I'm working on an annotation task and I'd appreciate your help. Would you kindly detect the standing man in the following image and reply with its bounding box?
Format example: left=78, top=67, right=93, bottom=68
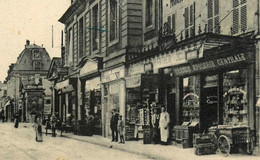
left=159, top=106, right=170, bottom=145
left=110, top=109, right=119, bottom=142
left=50, top=114, right=57, bottom=137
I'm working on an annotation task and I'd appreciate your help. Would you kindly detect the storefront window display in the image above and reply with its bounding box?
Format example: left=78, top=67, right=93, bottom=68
left=182, top=75, right=200, bottom=123
left=223, top=69, right=248, bottom=126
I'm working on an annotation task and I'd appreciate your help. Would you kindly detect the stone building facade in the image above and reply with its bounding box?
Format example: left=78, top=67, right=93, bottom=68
left=5, top=40, right=52, bottom=122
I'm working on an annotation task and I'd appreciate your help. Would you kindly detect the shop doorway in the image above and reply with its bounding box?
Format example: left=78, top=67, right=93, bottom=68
left=201, top=86, right=218, bottom=132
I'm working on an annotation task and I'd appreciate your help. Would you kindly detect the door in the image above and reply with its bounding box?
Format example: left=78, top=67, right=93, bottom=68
left=201, top=86, right=218, bottom=132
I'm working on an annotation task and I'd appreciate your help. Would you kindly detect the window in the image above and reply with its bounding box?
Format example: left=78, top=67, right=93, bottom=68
left=223, top=69, right=248, bottom=125
left=68, top=28, right=73, bottom=64
left=182, top=75, right=200, bottom=123
left=34, top=61, right=41, bottom=70
left=92, top=4, right=99, bottom=51
left=145, top=0, right=153, bottom=27
left=184, top=2, right=195, bottom=39
left=208, top=0, right=220, bottom=33
left=232, top=0, right=247, bottom=34
left=109, top=0, right=119, bottom=42
left=73, top=23, right=78, bottom=67
left=79, top=18, right=84, bottom=58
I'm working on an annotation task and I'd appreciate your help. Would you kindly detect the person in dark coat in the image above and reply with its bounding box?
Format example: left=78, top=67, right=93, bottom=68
left=14, top=113, right=19, bottom=128
left=110, top=110, right=119, bottom=142
left=151, top=109, right=160, bottom=144
left=50, top=114, right=57, bottom=137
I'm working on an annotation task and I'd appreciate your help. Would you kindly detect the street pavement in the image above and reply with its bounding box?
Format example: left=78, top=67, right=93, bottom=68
left=1, top=122, right=260, bottom=160
left=0, top=122, right=151, bottom=160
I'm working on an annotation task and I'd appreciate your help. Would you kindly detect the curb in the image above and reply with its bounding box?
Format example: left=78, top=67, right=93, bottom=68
left=62, top=135, right=171, bottom=160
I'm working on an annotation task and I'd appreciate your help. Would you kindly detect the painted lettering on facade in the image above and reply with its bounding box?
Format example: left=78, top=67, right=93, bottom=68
left=173, top=53, right=248, bottom=76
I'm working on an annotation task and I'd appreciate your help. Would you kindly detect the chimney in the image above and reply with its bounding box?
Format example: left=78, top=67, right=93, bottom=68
left=26, top=40, right=30, bottom=46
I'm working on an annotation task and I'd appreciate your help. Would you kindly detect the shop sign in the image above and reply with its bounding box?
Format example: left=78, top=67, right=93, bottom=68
left=126, top=75, right=141, bottom=88
left=102, top=67, right=125, bottom=83
left=173, top=53, right=247, bottom=76
left=153, top=50, right=186, bottom=69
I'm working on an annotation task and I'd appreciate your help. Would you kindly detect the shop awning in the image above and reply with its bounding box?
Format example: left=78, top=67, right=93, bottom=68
left=54, top=79, right=69, bottom=90
left=62, top=84, right=74, bottom=93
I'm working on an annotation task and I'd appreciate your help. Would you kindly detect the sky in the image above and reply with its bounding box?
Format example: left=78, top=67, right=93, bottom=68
left=0, top=0, right=71, bottom=82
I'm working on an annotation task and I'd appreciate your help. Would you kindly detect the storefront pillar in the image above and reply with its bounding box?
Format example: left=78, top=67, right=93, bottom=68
left=77, top=78, right=82, bottom=121
left=176, top=77, right=182, bottom=125
left=255, top=35, right=260, bottom=146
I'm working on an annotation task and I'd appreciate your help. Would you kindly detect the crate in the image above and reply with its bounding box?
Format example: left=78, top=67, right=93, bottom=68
left=193, top=133, right=215, bottom=145
left=195, top=143, right=217, bottom=156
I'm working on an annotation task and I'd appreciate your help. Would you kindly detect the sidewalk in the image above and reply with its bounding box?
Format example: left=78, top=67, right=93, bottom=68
left=60, top=131, right=260, bottom=160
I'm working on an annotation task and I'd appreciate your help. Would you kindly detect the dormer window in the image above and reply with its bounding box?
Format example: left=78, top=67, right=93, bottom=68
left=34, top=61, right=41, bottom=70
left=33, top=49, right=40, bottom=58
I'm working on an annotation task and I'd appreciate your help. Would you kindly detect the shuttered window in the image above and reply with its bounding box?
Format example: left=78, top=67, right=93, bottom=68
left=208, top=0, right=213, bottom=18
left=184, top=2, right=195, bottom=39
left=241, top=5, right=247, bottom=32
left=208, top=0, right=220, bottom=33
left=232, top=0, right=247, bottom=34
left=73, top=23, right=78, bottom=67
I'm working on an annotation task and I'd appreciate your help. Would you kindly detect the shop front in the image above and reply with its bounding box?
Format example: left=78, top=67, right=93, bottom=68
left=54, top=78, right=77, bottom=129
left=101, top=65, right=126, bottom=137
left=125, top=74, right=159, bottom=141
left=162, top=43, right=256, bottom=148
left=79, top=58, right=102, bottom=135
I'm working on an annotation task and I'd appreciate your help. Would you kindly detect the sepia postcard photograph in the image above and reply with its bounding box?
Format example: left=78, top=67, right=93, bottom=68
left=0, top=0, right=260, bottom=159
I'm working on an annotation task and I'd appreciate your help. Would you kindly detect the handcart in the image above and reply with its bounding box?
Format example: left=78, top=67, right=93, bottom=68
left=209, top=125, right=255, bottom=157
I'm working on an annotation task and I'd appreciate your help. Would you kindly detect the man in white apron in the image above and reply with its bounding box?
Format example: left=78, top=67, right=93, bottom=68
left=159, top=106, right=170, bottom=145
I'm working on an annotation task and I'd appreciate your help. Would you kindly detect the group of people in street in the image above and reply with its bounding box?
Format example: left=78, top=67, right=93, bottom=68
left=34, top=114, right=59, bottom=142
left=110, top=110, right=125, bottom=144
left=110, top=106, right=170, bottom=145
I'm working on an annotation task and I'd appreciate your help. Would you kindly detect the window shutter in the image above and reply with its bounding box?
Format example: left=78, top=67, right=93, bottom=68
left=184, top=7, right=189, bottom=28
left=214, top=0, right=219, bottom=15
left=233, top=8, right=239, bottom=34
left=232, top=0, right=239, bottom=34
left=172, top=13, right=176, bottom=33
left=73, top=23, right=78, bottom=67
left=208, top=18, right=213, bottom=32
left=190, top=4, right=194, bottom=26
left=208, top=0, right=213, bottom=18
left=214, top=16, right=220, bottom=33
left=168, top=15, right=171, bottom=32
left=184, top=7, right=189, bottom=38
left=241, top=5, right=247, bottom=32
left=241, top=0, right=247, bottom=4
left=233, top=0, right=239, bottom=8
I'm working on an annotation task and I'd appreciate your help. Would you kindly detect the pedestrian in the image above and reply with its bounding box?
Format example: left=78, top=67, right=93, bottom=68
left=50, top=114, right=57, bottom=137
left=117, top=115, right=125, bottom=144
left=14, top=113, right=19, bottom=128
left=151, top=108, right=160, bottom=144
left=159, top=106, right=170, bottom=145
left=110, top=110, right=118, bottom=142
left=34, top=114, right=43, bottom=142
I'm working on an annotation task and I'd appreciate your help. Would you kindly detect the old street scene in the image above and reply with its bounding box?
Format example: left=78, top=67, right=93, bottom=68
left=2, top=0, right=260, bottom=160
